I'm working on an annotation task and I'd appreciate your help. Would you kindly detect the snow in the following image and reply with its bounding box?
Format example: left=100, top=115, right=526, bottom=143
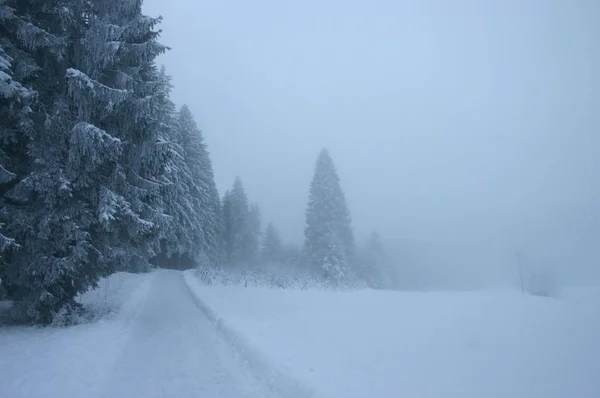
left=3, top=269, right=598, bottom=398
left=185, top=271, right=600, bottom=398
left=0, top=271, right=152, bottom=398
left=99, top=270, right=272, bottom=398
left=0, top=270, right=273, bottom=398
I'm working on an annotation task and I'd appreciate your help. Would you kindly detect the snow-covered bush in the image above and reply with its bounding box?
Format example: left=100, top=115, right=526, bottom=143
left=194, top=262, right=338, bottom=291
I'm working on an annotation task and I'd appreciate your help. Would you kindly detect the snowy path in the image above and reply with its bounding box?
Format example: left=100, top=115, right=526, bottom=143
left=98, top=270, right=272, bottom=398
left=0, top=270, right=276, bottom=398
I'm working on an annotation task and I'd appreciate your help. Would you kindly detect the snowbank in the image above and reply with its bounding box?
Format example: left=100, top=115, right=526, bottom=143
left=0, top=271, right=154, bottom=398
left=184, top=271, right=316, bottom=398
left=185, top=271, right=600, bottom=398
left=193, top=264, right=337, bottom=290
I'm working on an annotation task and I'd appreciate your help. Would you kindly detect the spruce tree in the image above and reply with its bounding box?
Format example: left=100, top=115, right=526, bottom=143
left=0, top=43, right=34, bottom=186
left=0, top=0, right=172, bottom=323
left=176, top=105, right=221, bottom=263
left=304, top=148, right=355, bottom=281
left=147, top=68, right=192, bottom=268
left=321, top=232, right=347, bottom=284
left=73, top=0, right=171, bottom=273
left=0, top=0, right=86, bottom=323
left=223, top=177, right=249, bottom=265
left=0, top=42, right=34, bottom=256
left=221, top=177, right=261, bottom=266
left=153, top=103, right=221, bottom=269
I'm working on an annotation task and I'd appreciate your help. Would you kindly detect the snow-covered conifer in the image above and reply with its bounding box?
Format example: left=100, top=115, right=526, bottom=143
left=175, top=105, right=221, bottom=263
left=0, top=0, right=172, bottom=322
left=304, top=148, right=355, bottom=280
left=222, top=178, right=249, bottom=265
left=0, top=42, right=34, bottom=257
left=321, top=232, right=347, bottom=283
left=221, top=178, right=261, bottom=266
left=0, top=0, right=86, bottom=323
left=63, top=0, right=171, bottom=274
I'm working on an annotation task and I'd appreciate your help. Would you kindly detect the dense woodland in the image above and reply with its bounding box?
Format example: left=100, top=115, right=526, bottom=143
left=0, top=0, right=394, bottom=324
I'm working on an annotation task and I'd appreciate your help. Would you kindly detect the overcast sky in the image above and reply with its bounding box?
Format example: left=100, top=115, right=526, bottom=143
left=143, top=0, right=599, bottom=273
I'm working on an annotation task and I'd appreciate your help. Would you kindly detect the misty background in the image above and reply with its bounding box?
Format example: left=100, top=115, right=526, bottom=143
left=143, top=0, right=600, bottom=289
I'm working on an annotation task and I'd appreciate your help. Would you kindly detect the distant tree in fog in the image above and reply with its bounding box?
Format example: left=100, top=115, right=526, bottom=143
left=304, top=148, right=355, bottom=281
left=248, top=202, right=262, bottom=263
left=222, top=178, right=261, bottom=266
left=262, top=222, right=283, bottom=263
left=359, top=231, right=395, bottom=289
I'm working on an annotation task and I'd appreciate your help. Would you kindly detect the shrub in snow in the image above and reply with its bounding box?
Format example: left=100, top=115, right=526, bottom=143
left=321, top=233, right=347, bottom=283
left=194, top=259, right=345, bottom=291
left=50, top=302, right=88, bottom=327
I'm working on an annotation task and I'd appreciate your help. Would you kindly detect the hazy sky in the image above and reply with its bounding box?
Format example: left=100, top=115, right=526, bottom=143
left=143, top=0, right=600, bottom=264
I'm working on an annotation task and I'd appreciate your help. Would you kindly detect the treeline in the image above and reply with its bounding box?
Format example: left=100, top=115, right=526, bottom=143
left=0, top=0, right=395, bottom=325
left=216, top=148, right=397, bottom=291
left=0, top=0, right=222, bottom=323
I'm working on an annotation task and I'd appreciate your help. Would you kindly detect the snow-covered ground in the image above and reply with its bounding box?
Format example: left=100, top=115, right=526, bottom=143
left=0, top=270, right=274, bottom=398
left=2, top=269, right=599, bottom=398
left=185, top=271, right=600, bottom=398
left=0, top=272, right=153, bottom=398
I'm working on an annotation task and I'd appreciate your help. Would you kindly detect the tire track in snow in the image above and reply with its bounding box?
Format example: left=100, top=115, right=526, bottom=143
left=98, top=269, right=275, bottom=398
left=183, top=272, right=317, bottom=398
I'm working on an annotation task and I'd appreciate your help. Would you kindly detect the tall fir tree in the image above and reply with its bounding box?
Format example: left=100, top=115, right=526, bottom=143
left=176, top=105, right=221, bottom=263
left=0, top=0, right=83, bottom=322
left=59, top=0, right=172, bottom=272
left=304, top=148, right=355, bottom=281
left=0, top=41, right=34, bottom=256
left=154, top=103, right=221, bottom=268
left=222, top=179, right=245, bottom=264
left=221, top=177, right=260, bottom=266
left=73, top=0, right=171, bottom=274
left=223, top=177, right=249, bottom=265
left=147, top=68, right=192, bottom=267
left=0, top=0, right=172, bottom=323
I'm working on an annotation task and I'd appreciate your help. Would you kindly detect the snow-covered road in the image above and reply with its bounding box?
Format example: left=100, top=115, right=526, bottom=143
left=99, top=270, right=271, bottom=398
left=0, top=270, right=275, bottom=398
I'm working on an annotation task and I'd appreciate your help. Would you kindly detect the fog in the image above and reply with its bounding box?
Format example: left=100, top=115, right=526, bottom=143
left=143, top=0, right=600, bottom=289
